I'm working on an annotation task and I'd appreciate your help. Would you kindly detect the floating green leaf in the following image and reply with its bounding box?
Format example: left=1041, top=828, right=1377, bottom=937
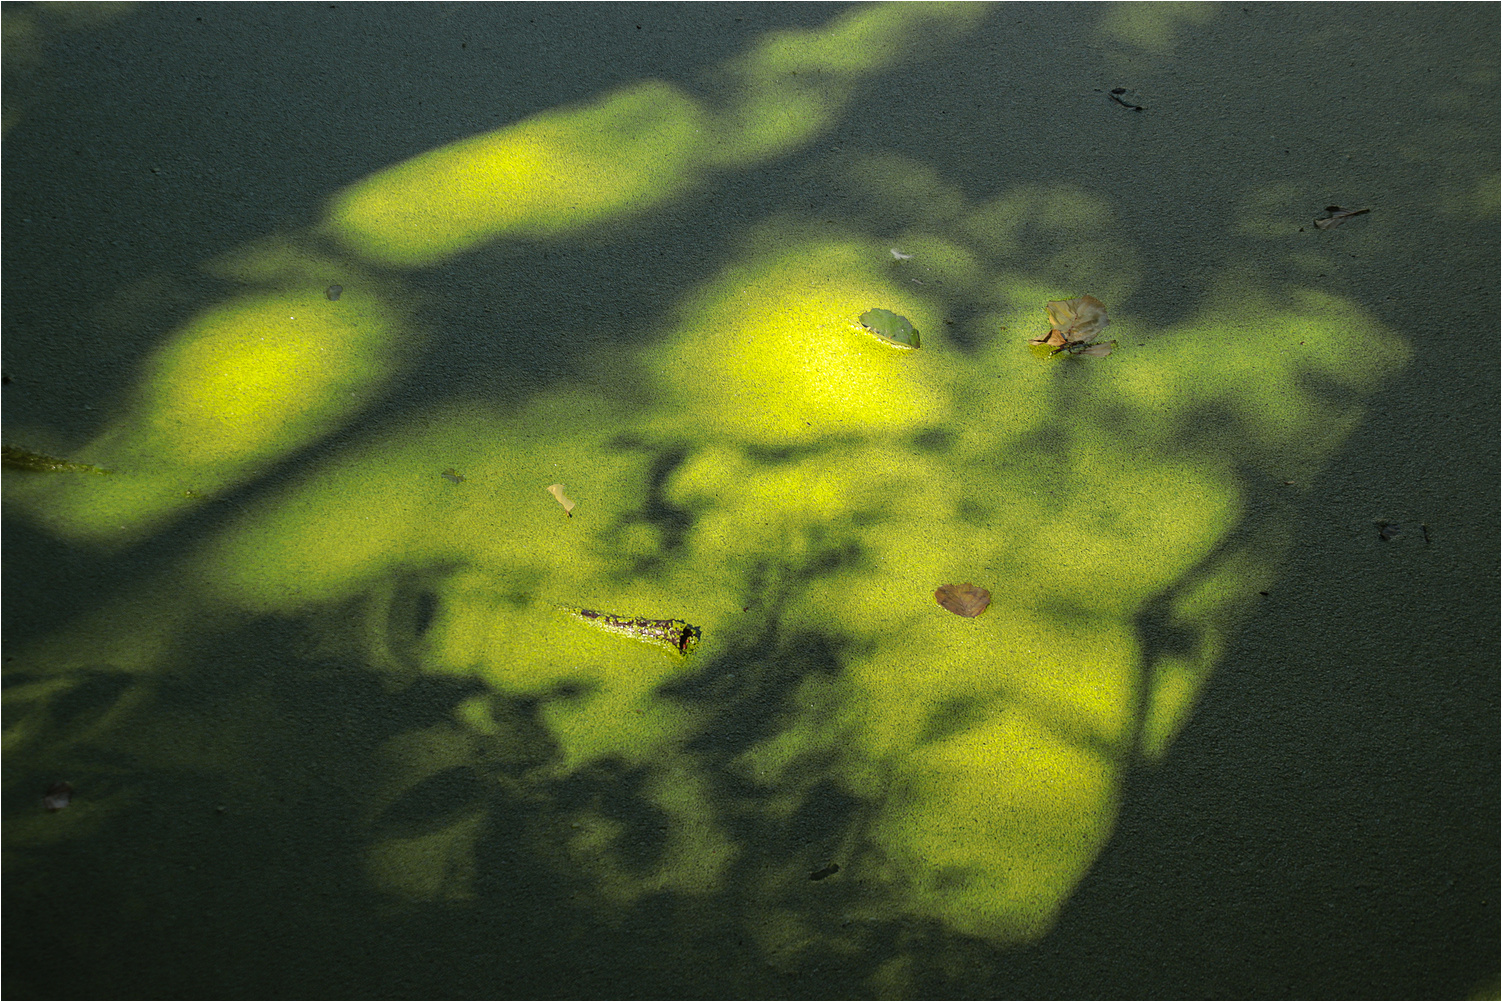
left=859, top=308, right=920, bottom=349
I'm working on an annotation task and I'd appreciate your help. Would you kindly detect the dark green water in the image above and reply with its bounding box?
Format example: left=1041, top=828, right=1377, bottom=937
left=4, top=4, right=1496, bottom=997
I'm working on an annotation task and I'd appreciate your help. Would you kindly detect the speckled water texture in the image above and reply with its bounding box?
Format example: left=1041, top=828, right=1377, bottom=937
left=3, top=4, right=1496, bottom=998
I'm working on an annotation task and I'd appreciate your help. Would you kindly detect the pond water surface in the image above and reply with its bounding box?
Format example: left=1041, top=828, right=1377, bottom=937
left=3, top=4, right=1496, bottom=997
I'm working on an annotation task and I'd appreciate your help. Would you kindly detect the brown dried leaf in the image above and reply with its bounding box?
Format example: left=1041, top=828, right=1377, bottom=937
left=1046, top=295, right=1110, bottom=342
left=1031, top=295, right=1110, bottom=347
left=547, top=483, right=577, bottom=516
left=934, top=582, right=991, bottom=618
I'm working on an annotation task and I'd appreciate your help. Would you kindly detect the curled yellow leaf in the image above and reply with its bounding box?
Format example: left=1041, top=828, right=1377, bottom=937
left=547, top=483, right=576, bottom=516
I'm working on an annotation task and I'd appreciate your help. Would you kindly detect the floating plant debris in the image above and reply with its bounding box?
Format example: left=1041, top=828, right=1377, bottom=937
left=43, top=782, right=73, bottom=812
left=559, top=606, right=701, bottom=656
left=859, top=308, right=920, bottom=348
left=547, top=483, right=576, bottom=516
left=441, top=468, right=465, bottom=484
left=934, top=582, right=991, bottom=618
left=2, top=445, right=112, bottom=475
left=1376, top=520, right=1429, bottom=543
left=1053, top=338, right=1117, bottom=358
left=1030, top=295, right=1116, bottom=357
left=1314, top=206, right=1370, bottom=230
left=1109, top=87, right=1145, bottom=111
left=325, top=284, right=343, bottom=301
left=809, top=863, right=841, bottom=881
left=889, top=248, right=914, bottom=261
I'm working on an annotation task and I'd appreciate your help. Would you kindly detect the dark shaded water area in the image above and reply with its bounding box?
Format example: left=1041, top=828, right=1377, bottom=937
left=3, top=4, right=1496, bottom=998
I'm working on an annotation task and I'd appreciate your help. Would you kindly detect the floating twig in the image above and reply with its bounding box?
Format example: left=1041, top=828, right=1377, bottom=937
left=1314, top=205, right=1370, bottom=230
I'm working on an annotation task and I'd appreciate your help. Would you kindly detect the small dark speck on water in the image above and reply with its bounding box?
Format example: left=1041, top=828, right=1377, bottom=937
left=43, top=781, right=73, bottom=811
left=325, top=284, right=343, bottom=301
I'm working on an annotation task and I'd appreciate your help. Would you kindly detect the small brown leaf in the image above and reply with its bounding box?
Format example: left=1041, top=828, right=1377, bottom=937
left=547, top=483, right=576, bottom=516
left=935, top=582, right=991, bottom=618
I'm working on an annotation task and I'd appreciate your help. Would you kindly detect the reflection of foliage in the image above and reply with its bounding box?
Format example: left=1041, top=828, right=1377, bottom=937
left=2, top=2, right=1430, bottom=992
